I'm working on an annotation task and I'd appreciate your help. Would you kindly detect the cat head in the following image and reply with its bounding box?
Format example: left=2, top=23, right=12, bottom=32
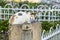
left=9, top=11, right=37, bottom=24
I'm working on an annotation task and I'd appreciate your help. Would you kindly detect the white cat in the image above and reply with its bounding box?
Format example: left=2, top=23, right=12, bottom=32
left=9, top=12, right=36, bottom=24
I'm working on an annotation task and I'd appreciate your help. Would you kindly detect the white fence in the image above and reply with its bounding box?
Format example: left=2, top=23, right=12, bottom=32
left=0, top=3, right=60, bottom=22
left=42, top=24, right=60, bottom=40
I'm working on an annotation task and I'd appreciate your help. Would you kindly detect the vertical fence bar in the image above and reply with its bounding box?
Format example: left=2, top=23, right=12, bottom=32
left=0, top=6, right=2, bottom=19
left=48, top=7, right=50, bottom=22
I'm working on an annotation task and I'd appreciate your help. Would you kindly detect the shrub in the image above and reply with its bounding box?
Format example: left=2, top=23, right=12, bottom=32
left=0, top=20, right=9, bottom=33
left=42, top=21, right=60, bottom=31
left=0, top=1, right=7, bottom=7
left=0, top=20, right=60, bottom=32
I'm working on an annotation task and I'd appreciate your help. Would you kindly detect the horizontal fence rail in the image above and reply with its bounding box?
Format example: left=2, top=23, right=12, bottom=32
left=0, top=3, right=60, bottom=22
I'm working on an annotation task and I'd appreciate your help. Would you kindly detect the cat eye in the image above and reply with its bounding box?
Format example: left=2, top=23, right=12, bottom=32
left=18, top=13, right=22, bottom=16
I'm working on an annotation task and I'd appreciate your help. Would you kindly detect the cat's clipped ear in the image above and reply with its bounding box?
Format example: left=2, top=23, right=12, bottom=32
left=9, top=15, right=16, bottom=24
left=31, top=12, right=37, bottom=15
left=26, top=11, right=37, bottom=15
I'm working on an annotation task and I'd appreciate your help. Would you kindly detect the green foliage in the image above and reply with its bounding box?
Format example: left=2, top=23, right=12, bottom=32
left=18, top=1, right=50, bottom=8
left=42, top=21, right=60, bottom=31
left=0, top=20, right=60, bottom=32
left=0, top=1, right=7, bottom=7
left=0, top=20, right=9, bottom=33
left=19, top=1, right=40, bottom=8
left=0, top=1, right=51, bottom=8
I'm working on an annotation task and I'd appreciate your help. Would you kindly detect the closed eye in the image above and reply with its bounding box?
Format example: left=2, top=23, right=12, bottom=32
left=18, top=13, right=22, bottom=16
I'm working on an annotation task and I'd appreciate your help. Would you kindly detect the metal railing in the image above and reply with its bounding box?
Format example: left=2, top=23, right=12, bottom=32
left=42, top=24, right=60, bottom=40
left=0, top=3, right=60, bottom=22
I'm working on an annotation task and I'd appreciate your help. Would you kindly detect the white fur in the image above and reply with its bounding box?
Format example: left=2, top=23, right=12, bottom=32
left=9, top=12, right=35, bottom=24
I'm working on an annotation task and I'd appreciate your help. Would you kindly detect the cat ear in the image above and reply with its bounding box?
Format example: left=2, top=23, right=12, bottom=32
left=31, top=12, right=37, bottom=15
left=9, top=15, right=16, bottom=24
